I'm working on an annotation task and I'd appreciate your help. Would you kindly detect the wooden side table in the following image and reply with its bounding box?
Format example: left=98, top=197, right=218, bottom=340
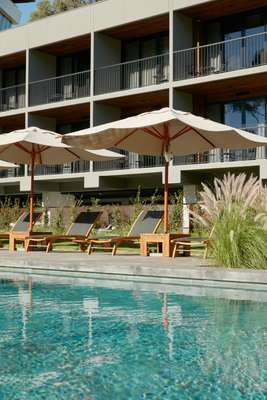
left=9, top=231, right=52, bottom=252
left=140, top=233, right=190, bottom=257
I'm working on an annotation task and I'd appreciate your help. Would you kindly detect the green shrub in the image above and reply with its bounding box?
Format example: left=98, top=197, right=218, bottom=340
left=0, top=198, right=20, bottom=232
left=51, top=207, right=65, bottom=234
left=192, top=173, right=267, bottom=269
left=211, top=204, right=267, bottom=269
left=169, top=191, right=183, bottom=233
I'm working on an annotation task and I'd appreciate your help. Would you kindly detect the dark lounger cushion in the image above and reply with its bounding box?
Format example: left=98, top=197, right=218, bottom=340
left=130, top=210, right=164, bottom=236
left=68, top=211, right=102, bottom=236
left=12, top=212, right=42, bottom=232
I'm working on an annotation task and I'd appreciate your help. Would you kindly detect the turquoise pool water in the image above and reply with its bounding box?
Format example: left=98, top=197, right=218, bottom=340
left=0, top=275, right=266, bottom=400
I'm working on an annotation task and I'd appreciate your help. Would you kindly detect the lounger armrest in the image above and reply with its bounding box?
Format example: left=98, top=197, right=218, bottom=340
left=171, top=237, right=209, bottom=243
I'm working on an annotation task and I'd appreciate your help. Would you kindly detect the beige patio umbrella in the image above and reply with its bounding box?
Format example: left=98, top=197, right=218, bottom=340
left=63, top=107, right=267, bottom=233
left=0, top=127, right=124, bottom=231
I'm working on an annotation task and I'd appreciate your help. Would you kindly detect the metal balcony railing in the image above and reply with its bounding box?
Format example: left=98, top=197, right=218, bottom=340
left=93, top=153, right=163, bottom=171
left=0, top=165, right=25, bottom=178
left=174, top=125, right=267, bottom=166
left=29, top=70, right=90, bottom=107
left=174, top=31, right=267, bottom=81
left=0, top=84, right=25, bottom=112
left=94, top=53, right=169, bottom=95
left=34, top=161, right=91, bottom=176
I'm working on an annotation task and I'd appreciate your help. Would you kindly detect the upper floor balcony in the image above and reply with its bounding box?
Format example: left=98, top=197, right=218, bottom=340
left=94, top=53, right=169, bottom=95
left=174, top=31, right=267, bottom=82
left=174, top=125, right=267, bottom=166
left=29, top=70, right=90, bottom=107
left=0, top=83, right=25, bottom=112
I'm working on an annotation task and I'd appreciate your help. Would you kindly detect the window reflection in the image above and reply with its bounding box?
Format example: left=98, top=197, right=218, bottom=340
left=224, top=97, right=267, bottom=161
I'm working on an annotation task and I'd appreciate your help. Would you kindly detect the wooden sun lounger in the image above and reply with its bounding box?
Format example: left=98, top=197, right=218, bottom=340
left=171, top=228, right=214, bottom=259
left=25, top=211, right=102, bottom=252
left=84, top=210, right=164, bottom=256
left=8, top=211, right=43, bottom=251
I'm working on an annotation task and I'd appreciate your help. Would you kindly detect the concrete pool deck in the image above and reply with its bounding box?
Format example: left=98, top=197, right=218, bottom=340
left=0, top=250, right=267, bottom=286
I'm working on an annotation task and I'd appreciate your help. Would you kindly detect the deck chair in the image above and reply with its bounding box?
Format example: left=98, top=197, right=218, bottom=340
left=0, top=211, right=41, bottom=246
left=8, top=211, right=43, bottom=251
left=171, top=227, right=214, bottom=259
left=25, top=211, right=102, bottom=253
left=86, top=210, right=164, bottom=256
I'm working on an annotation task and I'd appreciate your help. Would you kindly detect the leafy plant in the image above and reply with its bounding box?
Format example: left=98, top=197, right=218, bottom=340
left=70, top=198, right=83, bottom=223
left=0, top=198, right=20, bottom=232
left=149, top=189, right=162, bottom=211
left=51, top=207, right=65, bottom=234
left=192, top=173, right=267, bottom=269
left=130, top=186, right=146, bottom=223
left=169, top=191, right=183, bottom=232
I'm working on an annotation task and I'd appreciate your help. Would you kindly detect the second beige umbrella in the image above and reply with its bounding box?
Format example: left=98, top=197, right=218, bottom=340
left=63, top=107, right=267, bottom=233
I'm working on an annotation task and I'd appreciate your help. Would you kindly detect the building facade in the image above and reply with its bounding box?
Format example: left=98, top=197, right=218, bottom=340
left=0, top=0, right=266, bottom=206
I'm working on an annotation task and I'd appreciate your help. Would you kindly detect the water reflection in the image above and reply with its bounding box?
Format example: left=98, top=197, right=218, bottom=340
left=0, top=274, right=266, bottom=399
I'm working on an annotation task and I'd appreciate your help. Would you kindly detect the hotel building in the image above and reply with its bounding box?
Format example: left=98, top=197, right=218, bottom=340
left=0, top=0, right=266, bottom=206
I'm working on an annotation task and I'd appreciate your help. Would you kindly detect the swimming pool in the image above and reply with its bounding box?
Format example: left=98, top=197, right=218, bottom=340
left=0, top=273, right=266, bottom=399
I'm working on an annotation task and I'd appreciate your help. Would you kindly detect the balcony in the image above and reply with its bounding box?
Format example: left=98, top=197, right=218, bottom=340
left=93, top=154, right=163, bottom=171
left=0, top=165, right=25, bottom=178
left=94, top=53, right=169, bottom=95
left=0, top=84, right=25, bottom=112
left=35, top=161, right=91, bottom=176
left=29, top=70, right=90, bottom=107
left=33, top=154, right=164, bottom=176
left=174, top=31, right=267, bottom=81
left=174, top=125, right=267, bottom=166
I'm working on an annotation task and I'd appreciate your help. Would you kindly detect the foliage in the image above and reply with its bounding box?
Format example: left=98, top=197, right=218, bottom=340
left=43, top=206, right=49, bottom=227
left=29, top=0, right=94, bottom=21
left=130, top=186, right=146, bottom=223
left=51, top=207, right=65, bottom=234
left=130, top=186, right=162, bottom=222
left=149, top=189, right=162, bottom=211
left=109, top=205, right=128, bottom=236
left=0, top=198, right=20, bottom=232
left=69, top=198, right=83, bottom=223
left=169, top=191, right=183, bottom=232
left=192, top=173, right=267, bottom=269
left=89, top=197, right=101, bottom=210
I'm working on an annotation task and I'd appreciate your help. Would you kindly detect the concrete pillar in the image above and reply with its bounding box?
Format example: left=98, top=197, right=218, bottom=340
left=28, top=114, right=56, bottom=130
left=94, top=32, right=121, bottom=94
left=29, top=50, right=56, bottom=82
left=29, top=50, right=57, bottom=107
left=173, top=12, right=193, bottom=51
left=42, top=192, right=75, bottom=226
left=173, top=12, right=193, bottom=83
left=93, top=102, right=121, bottom=126
left=173, top=89, right=193, bottom=112
left=183, top=184, right=198, bottom=233
left=206, top=103, right=222, bottom=162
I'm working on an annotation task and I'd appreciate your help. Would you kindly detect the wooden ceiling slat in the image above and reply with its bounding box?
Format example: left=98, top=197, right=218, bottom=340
left=35, top=34, right=91, bottom=56
left=104, top=14, right=169, bottom=40
left=180, top=72, right=267, bottom=103
left=183, top=0, right=267, bottom=20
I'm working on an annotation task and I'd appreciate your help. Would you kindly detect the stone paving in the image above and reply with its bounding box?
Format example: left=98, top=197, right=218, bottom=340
left=0, top=249, right=267, bottom=285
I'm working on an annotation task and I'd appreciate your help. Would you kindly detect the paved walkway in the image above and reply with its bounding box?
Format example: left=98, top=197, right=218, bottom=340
left=0, top=249, right=267, bottom=285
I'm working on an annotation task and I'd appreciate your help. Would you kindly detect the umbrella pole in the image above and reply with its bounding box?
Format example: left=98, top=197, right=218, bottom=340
left=29, top=152, right=35, bottom=232
left=164, top=160, right=169, bottom=233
